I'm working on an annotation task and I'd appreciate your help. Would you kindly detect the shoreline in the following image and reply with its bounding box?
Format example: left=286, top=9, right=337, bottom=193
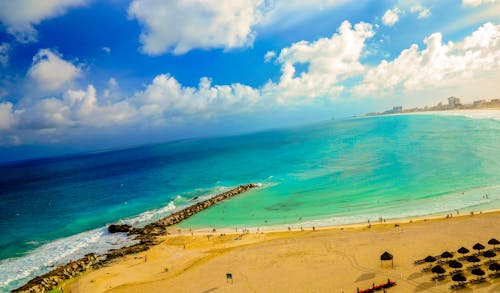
left=359, top=108, right=500, bottom=121
left=175, top=207, right=500, bottom=235
left=8, top=185, right=499, bottom=292
left=11, top=184, right=258, bottom=293
left=64, top=209, right=500, bottom=293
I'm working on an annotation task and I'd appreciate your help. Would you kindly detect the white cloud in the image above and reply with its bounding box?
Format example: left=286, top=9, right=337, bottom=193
left=462, top=0, right=497, bottom=7
left=127, top=0, right=356, bottom=55
left=28, top=49, right=82, bottom=92
left=4, top=20, right=375, bottom=136
left=17, top=85, right=136, bottom=130
left=0, top=43, right=10, bottom=67
left=266, top=21, right=374, bottom=102
left=352, top=22, right=500, bottom=97
left=0, top=102, right=15, bottom=130
left=102, top=47, right=111, bottom=53
left=264, top=50, right=276, bottom=62
left=0, top=0, right=87, bottom=43
left=128, top=0, right=264, bottom=55
left=382, top=8, right=401, bottom=27
left=134, top=75, right=261, bottom=124
left=410, top=5, right=430, bottom=19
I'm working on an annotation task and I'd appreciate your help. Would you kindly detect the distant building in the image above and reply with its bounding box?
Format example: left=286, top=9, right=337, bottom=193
left=473, top=100, right=485, bottom=106
left=392, top=106, right=403, bottom=113
left=448, top=96, right=461, bottom=108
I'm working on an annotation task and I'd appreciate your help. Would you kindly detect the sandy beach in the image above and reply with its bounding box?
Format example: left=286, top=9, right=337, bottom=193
left=62, top=211, right=500, bottom=293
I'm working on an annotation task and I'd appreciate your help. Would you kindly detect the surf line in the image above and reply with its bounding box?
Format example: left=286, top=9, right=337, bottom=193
left=13, top=183, right=258, bottom=293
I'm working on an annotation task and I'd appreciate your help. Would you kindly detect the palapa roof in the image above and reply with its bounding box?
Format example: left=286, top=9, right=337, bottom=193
left=380, top=251, right=393, bottom=260
left=473, top=243, right=485, bottom=250
left=488, top=238, right=500, bottom=245
left=483, top=250, right=496, bottom=258
left=452, top=274, right=466, bottom=282
left=448, top=260, right=463, bottom=268
left=424, top=255, right=436, bottom=262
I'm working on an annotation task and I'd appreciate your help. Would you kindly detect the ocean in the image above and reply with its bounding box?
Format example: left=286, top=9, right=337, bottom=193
left=1, top=113, right=499, bottom=292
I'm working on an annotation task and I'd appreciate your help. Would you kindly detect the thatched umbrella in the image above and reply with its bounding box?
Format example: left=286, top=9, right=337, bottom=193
left=424, top=255, right=436, bottom=270
left=452, top=273, right=466, bottom=284
left=473, top=243, right=485, bottom=253
left=488, top=238, right=500, bottom=249
left=441, top=251, right=453, bottom=259
left=448, top=260, right=463, bottom=269
left=380, top=251, right=394, bottom=268
left=431, top=265, right=446, bottom=278
left=471, top=268, right=485, bottom=277
left=483, top=250, right=496, bottom=258
left=489, top=263, right=500, bottom=271
left=466, top=255, right=481, bottom=263
left=457, top=247, right=470, bottom=256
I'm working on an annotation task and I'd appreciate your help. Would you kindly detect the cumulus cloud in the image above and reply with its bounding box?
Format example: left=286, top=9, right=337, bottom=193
left=382, top=8, right=401, bottom=27
left=410, top=5, right=430, bottom=19
left=0, top=0, right=87, bottom=43
left=0, top=102, right=15, bottom=130
left=17, top=85, right=136, bottom=130
left=28, top=49, right=82, bottom=92
left=264, top=51, right=276, bottom=62
left=1, top=19, right=377, bottom=138
left=128, top=0, right=263, bottom=55
left=462, top=0, right=497, bottom=7
left=0, top=43, right=10, bottom=67
left=352, top=22, right=500, bottom=97
left=102, top=47, right=111, bottom=54
left=127, top=0, right=356, bottom=56
left=266, top=21, right=374, bottom=102
left=134, top=75, right=261, bottom=124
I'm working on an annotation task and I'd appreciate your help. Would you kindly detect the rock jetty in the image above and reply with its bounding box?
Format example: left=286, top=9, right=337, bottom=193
left=12, top=253, right=104, bottom=293
left=12, top=184, right=257, bottom=293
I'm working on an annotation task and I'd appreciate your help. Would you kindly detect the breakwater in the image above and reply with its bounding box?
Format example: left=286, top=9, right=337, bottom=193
left=12, top=184, right=257, bottom=293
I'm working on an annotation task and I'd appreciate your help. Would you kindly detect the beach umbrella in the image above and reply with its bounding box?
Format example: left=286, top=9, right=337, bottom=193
left=423, top=255, right=436, bottom=270
left=457, top=247, right=470, bottom=255
left=488, top=238, right=500, bottom=248
left=483, top=250, right=496, bottom=258
left=466, top=255, right=480, bottom=263
left=471, top=268, right=485, bottom=277
left=452, top=273, right=466, bottom=283
left=473, top=243, right=485, bottom=253
left=441, top=251, right=453, bottom=259
left=448, top=260, right=463, bottom=269
left=380, top=251, right=394, bottom=268
left=431, top=265, right=446, bottom=275
left=489, top=263, right=500, bottom=271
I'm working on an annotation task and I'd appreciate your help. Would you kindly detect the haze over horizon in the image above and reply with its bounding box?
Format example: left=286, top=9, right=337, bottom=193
left=1, top=0, right=500, bottom=161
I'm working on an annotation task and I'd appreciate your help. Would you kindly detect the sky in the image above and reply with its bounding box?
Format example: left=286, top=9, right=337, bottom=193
left=0, top=0, right=499, bottom=161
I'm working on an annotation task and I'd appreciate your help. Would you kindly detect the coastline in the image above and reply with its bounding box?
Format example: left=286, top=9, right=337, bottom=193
left=11, top=184, right=258, bottom=293
left=359, top=108, right=500, bottom=121
left=10, top=187, right=500, bottom=292
left=63, top=209, right=500, bottom=293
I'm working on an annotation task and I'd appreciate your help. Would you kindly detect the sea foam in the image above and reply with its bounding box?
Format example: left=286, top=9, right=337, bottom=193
left=0, top=227, right=135, bottom=292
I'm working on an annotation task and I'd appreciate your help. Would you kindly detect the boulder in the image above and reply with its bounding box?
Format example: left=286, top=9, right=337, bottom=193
left=108, top=224, right=132, bottom=233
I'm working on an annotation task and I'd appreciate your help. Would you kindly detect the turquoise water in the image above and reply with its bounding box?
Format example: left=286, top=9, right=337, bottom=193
left=1, top=114, right=499, bottom=291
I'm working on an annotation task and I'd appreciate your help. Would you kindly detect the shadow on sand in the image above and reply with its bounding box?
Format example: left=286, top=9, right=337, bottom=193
left=356, top=273, right=376, bottom=282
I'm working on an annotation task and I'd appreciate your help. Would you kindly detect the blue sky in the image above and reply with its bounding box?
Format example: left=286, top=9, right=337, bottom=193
left=0, top=0, right=499, bottom=161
